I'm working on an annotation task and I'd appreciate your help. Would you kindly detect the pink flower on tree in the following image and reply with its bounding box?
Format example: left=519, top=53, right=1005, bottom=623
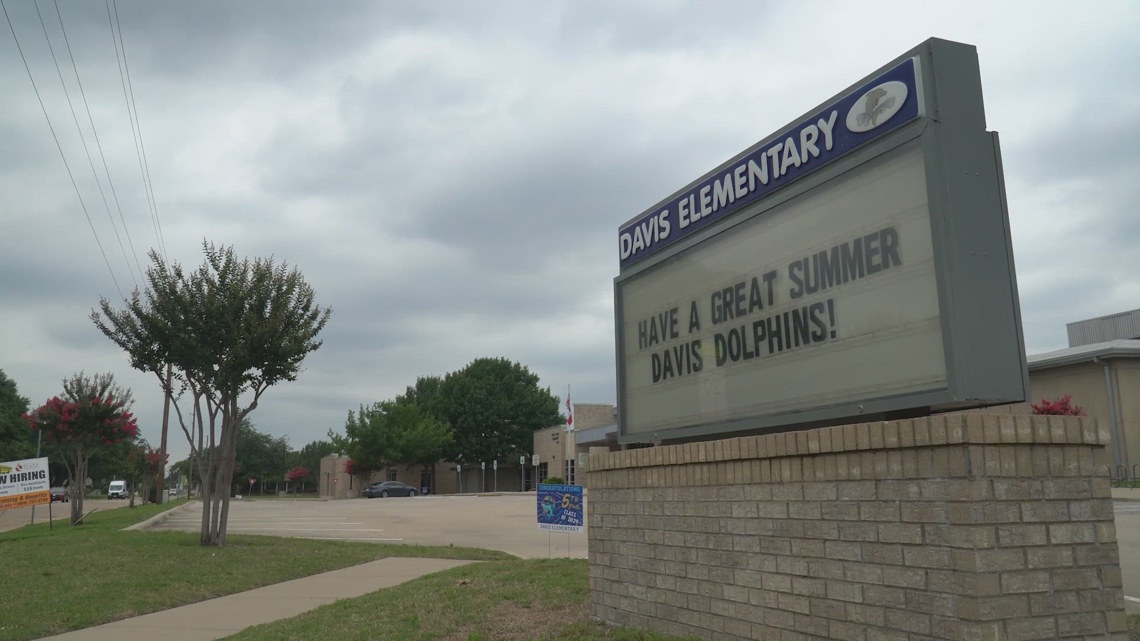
left=1030, top=395, right=1085, bottom=416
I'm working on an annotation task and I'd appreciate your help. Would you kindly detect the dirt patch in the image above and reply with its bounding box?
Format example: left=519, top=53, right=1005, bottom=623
left=439, top=600, right=591, bottom=641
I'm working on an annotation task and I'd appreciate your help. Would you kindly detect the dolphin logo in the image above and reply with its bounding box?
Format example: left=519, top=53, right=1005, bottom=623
left=846, top=81, right=908, bottom=133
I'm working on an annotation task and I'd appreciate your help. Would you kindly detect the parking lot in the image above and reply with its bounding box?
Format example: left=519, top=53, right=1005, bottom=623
left=146, top=493, right=588, bottom=559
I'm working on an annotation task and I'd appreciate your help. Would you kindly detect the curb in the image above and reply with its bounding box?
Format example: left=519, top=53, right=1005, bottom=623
left=1111, top=488, right=1140, bottom=502
left=124, top=501, right=193, bottom=531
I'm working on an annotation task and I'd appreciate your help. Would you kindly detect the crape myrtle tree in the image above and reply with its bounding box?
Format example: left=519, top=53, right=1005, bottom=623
left=294, top=439, right=336, bottom=491
left=285, top=466, right=309, bottom=493
left=125, top=442, right=167, bottom=506
left=24, top=372, right=139, bottom=525
left=1031, top=395, right=1085, bottom=416
left=92, top=242, right=330, bottom=546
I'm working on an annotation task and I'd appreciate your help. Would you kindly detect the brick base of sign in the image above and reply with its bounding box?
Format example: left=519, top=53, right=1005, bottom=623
left=585, top=415, right=1126, bottom=640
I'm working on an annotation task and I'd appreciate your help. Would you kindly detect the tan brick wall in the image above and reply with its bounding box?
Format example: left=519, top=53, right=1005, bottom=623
left=586, top=415, right=1127, bottom=641
left=573, top=403, right=617, bottom=430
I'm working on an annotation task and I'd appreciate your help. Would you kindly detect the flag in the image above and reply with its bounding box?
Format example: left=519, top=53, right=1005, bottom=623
left=566, top=389, right=573, bottom=427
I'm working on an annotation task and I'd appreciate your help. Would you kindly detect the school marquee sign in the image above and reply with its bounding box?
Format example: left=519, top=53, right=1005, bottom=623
left=614, top=38, right=1028, bottom=443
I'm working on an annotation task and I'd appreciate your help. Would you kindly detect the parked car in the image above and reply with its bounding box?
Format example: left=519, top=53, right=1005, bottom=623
left=50, top=487, right=69, bottom=502
left=362, top=481, right=417, bottom=498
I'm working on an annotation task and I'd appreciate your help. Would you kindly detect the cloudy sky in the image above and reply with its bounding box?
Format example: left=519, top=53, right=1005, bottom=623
left=2, top=1, right=1137, bottom=462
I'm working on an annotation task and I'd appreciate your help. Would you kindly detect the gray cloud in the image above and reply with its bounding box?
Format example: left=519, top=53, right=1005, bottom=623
left=2, top=0, right=1139, bottom=460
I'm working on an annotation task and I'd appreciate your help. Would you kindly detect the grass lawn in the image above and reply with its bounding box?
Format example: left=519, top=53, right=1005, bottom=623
left=1, top=501, right=694, bottom=641
left=224, top=558, right=691, bottom=641
left=0, top=501, right=508, bottom=641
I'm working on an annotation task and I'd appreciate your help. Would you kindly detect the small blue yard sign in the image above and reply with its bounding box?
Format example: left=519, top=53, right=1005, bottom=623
left=537, top=483, right=584, bottom=533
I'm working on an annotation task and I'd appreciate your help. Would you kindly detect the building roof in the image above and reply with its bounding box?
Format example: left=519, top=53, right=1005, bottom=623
left=1028, top=339, right=1140, bottom=370
left=574, top=422, right=617, bottom=445
left=1067, top=308, right=1140, bottom=347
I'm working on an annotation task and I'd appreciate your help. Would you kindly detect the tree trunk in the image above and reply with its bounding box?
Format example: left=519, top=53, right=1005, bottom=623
left=198, top=455, right=216, bottom=545
left=198, top=437, right=219, bottom=545
left=70, top=450, right=88, bottom=526
left=215, top=407, right=241, bottom=546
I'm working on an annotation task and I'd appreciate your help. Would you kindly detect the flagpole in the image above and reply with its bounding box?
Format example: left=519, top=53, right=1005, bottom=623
left=566, top=385, right=573, bottom=483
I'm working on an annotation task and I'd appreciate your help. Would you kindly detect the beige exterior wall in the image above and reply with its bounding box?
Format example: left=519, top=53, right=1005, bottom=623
left=317, top=454, right=356, bottom=499
left=533, top=403, right=619, bottom=486
left=1115, top=361, right=1140, bottom=469
left=534, top=425, right=571, bottom=483
left=586, top=415, right=1126, bottom=641
left=957, top=358, right=1140, bottom=474
left=319, top=456, right=524, bottom=497
left=573, top=403, right=617, bottom=431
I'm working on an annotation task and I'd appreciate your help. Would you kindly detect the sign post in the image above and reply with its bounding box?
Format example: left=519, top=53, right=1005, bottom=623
left=481, top=461, right=486, bottom=493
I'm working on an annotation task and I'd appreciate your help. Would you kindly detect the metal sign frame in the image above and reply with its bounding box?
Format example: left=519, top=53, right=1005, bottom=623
left=614, top=38, right=1028, bottom=443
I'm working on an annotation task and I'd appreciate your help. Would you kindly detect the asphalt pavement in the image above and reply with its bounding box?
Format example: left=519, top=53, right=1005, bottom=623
left=145, top=492, right=588, bottom=559
left=0, top=496, right=132, bottom=532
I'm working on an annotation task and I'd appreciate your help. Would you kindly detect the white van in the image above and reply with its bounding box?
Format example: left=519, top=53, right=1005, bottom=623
left=108, top=480, right=127, bottom=500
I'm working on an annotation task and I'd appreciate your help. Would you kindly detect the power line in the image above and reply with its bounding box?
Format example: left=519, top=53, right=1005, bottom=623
left=108, top=0, right=165, bottom=260
left=34, top=0, right=140, bottom=289
left=1, top=0, right=126, bottom=301
left=52, top=0, right=147, bottom=281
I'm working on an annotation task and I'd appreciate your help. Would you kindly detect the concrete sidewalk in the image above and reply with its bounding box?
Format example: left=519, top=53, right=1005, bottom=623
left=37, top=557, right=474, bottom=641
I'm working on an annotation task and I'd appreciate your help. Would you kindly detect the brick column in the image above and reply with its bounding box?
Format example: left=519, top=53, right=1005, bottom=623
left=586, top=415, right=1127, bottom=640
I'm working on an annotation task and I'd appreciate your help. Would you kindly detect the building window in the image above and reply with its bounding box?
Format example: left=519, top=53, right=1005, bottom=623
left=566, top=458, right=575, bottom=485
left=538, top=462, right=549, bottom=483
left=387, top=468, right=398, bottom=481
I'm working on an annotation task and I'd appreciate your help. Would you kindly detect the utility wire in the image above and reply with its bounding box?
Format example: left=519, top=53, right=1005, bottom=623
left=35, top=0, right=139, bottom=289
left=1, top=0, right=126, bottom=301
left=108, top=0, right=165, bottom=260
left=52, top=0, right=147, bottom=281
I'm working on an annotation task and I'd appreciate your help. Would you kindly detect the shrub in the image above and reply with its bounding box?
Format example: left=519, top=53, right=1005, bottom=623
left=1031, top=395, right=1085, bottom=416
left=542, top=476, right=566, bottom=485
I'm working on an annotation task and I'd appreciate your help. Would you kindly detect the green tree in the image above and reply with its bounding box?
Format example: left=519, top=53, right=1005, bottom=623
left=233, top=419, right=289, bottom=494
left=342, top=397, right=452, bottom=483
left=86, top=437, right=141, bottom=491
left=169, top=454, right=200, bottom=495
left=435, top=357, right=561, bottom=465
left=295, top=438, right=336, bottom=490
left=92, top=242, right=331, bottom=545
left=121, top=439, right=165, bottom=506
left=0, top=369, right=33, bottom=462
left=403, top=375, right=443, bottom=419
left=25, top=372, right=139, bottom=525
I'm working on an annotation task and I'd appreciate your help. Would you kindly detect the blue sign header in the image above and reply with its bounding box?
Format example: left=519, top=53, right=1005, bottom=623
left=618, top=57, right=922, bottom=269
